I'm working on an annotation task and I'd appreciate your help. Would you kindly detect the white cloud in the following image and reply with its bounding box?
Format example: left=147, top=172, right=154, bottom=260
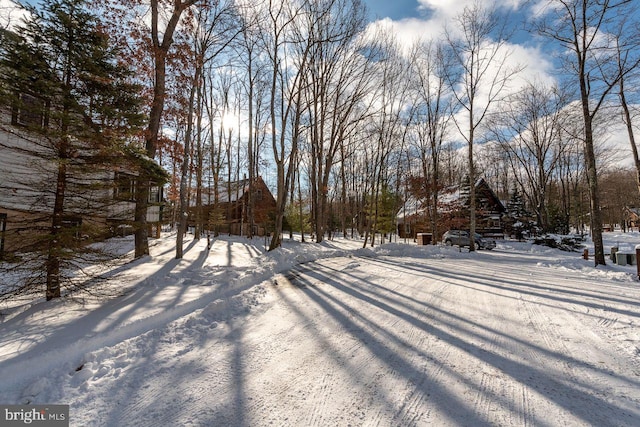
left=366, top=0, right=556, bottom=92
left=363, top=2, right=559, bottom=148
left=0, top=0, right=28, bottom=30
left=528, top=0, right=564, bottom=19
left=366, top=0, right=534, bottom=50
left=507, top=43, right=557, bottom=89
left=417, top=0, right=526, bottom=19
left=363, top=17, right=441, bottom=52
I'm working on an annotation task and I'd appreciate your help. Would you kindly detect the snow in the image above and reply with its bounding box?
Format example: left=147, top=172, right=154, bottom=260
left=1, top=232, right=640, bottom=426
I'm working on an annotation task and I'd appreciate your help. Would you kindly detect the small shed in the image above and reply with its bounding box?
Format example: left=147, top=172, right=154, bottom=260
left=416, top=233, right=432, bottom=245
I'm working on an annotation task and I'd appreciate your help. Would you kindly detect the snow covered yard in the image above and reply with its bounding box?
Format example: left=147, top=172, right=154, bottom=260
left=1, top=233, right=640, bottom=426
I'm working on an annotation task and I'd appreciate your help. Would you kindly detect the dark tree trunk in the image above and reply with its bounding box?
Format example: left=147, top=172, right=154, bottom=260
left=46, top=156, right=67, bottom=300
left=620, top=78, right=640, bottom=198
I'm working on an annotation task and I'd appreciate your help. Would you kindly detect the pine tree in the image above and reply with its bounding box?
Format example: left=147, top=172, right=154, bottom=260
left=377, top=185, right=401, bottom=241
left=506, top=187, right=526, bottom=219
left=505, top=186, right=533, bottom=240
left=0, top=0, right=145, bottom=301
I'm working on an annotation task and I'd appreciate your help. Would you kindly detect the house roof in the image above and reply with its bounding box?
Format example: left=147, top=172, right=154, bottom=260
left=397, top=195, right=425, bottom=219
left=625, top=207, right=640, bottom=218
left=190, top=177, right=271, bottom=206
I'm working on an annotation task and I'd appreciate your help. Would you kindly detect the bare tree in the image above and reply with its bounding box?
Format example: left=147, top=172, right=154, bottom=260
left=176, top=33, right=200, bottom=259
left=535, top=0, right=640, bottom=265
left=488, top=81, right=569, bottom=232
left=176, top=1, right=240, bottom=259
left=237, top=5, right=263, bottom=239
left=407, top=39, right=453, bottom=242
left=362, top=32, right=412, bottom=248
left=108, top=0, right=204, bottom=259
left=202, top=70, right=229, bottom=235
left=445, top=2, right=521, bottom=251
left=303, top=0, right=370, bottom=243
left=615, top=35, right=640, bottom=197
left=257, top=0, right=335, bottom=250
left=554, top=120, right=586, bottom=234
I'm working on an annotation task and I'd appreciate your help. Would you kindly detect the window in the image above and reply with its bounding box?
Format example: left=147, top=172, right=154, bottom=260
left=255, top=189, right=263, bottom=201
left=484, top=215, right=501, bottom=229
left=62, top=216, right=82, bottom=240
left=12, top=92, right=48, bottom=129
left=114, top=174, right=162, bottom=203
left=114, top=172, right=136, bottom=202
left=148, top=185, right=162, bottom=203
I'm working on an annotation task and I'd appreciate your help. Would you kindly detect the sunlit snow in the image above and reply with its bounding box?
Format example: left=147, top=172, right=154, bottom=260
left=1, top=232, right=640, bottom=426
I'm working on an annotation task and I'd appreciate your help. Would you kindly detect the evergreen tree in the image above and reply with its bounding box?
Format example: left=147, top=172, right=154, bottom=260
left=505, top=186, right=534, bottom=240
left=284, top=201, right=311, bottom=235
left=0, top=0, right=145, bottom=301
left=362, top=184, right=401, bottom=244
left=506, top=187, right=526, bottom=219
left=377, top=185, right=401, bottom=240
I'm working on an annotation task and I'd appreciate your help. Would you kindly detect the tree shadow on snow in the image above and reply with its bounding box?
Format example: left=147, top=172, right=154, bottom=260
left=278, top=258, right=640, bottom=426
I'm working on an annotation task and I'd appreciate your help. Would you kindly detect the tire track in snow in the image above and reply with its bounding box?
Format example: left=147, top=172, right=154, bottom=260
left=235, top=266, right=384, bottom=426
left=521, top=291, right=603, bottom=423
left=588, top=296, right=640, bottom=377
left=307, top=371, right=334, bottom=427
left=290, top=258, right=443, bottom=426
left=472, top=258, right=639, bottom=426
left=516, top=274, right=640, bottom=426
left=392, top=278, right=452, bottom=427
left=514, top=270, right=617, bottom=426
left=467, top=304, right=520, bottom=426
left=309, top=260, right=400, bottom=427
left=329, top=257, right=445, bottom=426
left=332, top=259, right=425, bottom=425
left=433, top=259, right=556, bottom=427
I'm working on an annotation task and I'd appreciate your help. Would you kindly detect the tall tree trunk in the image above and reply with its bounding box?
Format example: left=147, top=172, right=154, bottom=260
left=298, top=157, right=306, bottom=242
left=135, top=39, right=167, bottom=259
left=430, top=152, right=440, bottom=244
left=176, top=64, right=201, bottom=259
left=340, top=141, right=348, bottom=238
left=620, top=78, right=640, bottom=197
left=46, top=156, right=67, bottom=300
left=194, top=74, right=204, bottom=241
left=583, top=112, right=605, bottom=265
left=468, top=112, right=477, bottom=252
left=47, top=58, right=73, bottom=298
left=135, top=0, right=200, bottom=258
left=247, top=55, right=255, bottom=239
left=226, top=127, right=232, bottom=235
left=578, top=52, right=605, bottom=265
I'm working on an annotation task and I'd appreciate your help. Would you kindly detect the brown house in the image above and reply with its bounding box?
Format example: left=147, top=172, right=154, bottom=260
left=189, top=176, right=276, bottom=237
left=397, top=178, right=506, bottom=241
left=623, top=207, right=640, bottom=231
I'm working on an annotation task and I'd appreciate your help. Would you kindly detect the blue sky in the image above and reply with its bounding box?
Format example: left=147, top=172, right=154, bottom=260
left=365, top=0, right=423, bottom=20
left=362, top=0, right=637, bottom=168
left=362, top=1, right=553, bottom=84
